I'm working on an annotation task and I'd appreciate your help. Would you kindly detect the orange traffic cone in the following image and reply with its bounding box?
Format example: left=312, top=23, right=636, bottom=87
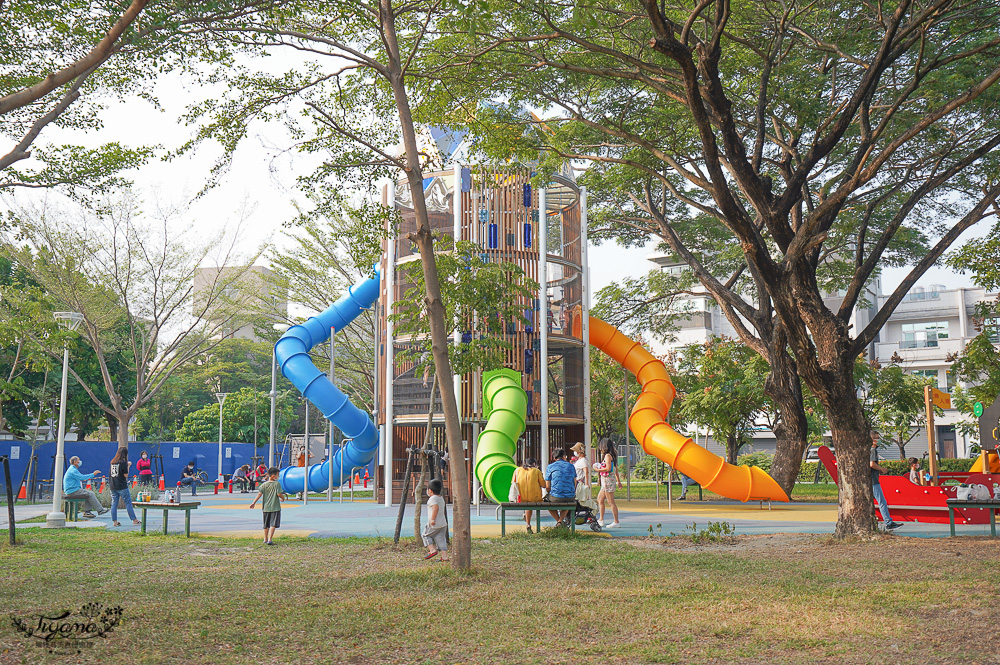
left=86, top=480, right=92, bottom=490
left=131, top=476, right=137, bottom=488
left=158, top=475, right=165, bottom=491
left=17, top=482, right=26, bottom=499
left=354, top=473, right=361, bottom=485
left=98, top=478, right=106, bottom=493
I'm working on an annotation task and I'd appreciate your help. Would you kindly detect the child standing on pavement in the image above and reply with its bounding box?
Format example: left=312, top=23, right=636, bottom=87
left=421, top=479, right=449, bottom=561
left=249, top=467, right=286, bottom=545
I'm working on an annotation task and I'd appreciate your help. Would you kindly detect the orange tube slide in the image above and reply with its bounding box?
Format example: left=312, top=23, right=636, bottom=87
left=580, top=315, right=789, bottom=503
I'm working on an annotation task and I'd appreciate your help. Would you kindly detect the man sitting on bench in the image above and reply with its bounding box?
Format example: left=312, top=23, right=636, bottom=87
left=543, top=448, right=577, bottom=527
left=178, top=461, right=199, bottom=496
left=63, top=456, right=108, bottom=519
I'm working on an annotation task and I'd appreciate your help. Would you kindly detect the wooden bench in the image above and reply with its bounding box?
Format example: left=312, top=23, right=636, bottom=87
left=134, top=501, right=201, bottom=537
left=62, top=497, right=86, bottom=522
left=946, top=499, right=1000, bottom=537
left=499, top=501, right=577, bottom=536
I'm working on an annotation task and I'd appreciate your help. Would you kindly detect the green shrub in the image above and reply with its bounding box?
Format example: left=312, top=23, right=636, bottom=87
left=630, top=455, right=659, bottom=480
left=736, top=452, right=772, bottom=472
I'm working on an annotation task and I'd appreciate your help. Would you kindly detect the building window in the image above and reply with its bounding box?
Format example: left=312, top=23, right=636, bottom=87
left=985, top=318, right=999, bottom=344
left=946, top=367, right=958, bottom=392
left=912, top=369, right=939, bottom=387
left=901, top=321, right=949, bottom=349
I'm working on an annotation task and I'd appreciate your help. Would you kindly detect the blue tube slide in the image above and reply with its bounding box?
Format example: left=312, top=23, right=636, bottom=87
left=276, top=268, right=380, bottom=494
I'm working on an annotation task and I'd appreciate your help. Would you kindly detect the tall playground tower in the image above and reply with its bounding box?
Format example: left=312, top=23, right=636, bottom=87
left=376, top=132, right=592, bottom=504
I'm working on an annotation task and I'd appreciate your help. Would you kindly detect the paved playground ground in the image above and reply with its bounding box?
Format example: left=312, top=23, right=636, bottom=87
left=7, top=491, right=992, bottom=539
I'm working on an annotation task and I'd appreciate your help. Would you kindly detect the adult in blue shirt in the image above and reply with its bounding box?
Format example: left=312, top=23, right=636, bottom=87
left=63, top=456, right=107, bottom=518
left=543, top=448, right=577, bottom=526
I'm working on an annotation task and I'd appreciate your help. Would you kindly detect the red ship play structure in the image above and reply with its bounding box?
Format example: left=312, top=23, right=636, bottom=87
left=818, top=446, right=1000, bottom=525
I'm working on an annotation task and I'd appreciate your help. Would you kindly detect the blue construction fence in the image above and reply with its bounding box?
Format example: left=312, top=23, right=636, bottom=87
left=0, top=440, right=376, bottom=497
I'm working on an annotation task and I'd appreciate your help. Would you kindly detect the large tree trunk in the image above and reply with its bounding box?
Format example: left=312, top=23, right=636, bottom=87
left=382, top=0, right=472, bottom=570
left=725, top=434, right=741, bottom=465
left=107, top=414, right=119, bottom=444
left=777, top=277, right=877, bottom=537
left=825, top=388, right=877, bottom=537
left=765, top=349, right=810, bottom=497
left=116, top=413, right=129, bottom=449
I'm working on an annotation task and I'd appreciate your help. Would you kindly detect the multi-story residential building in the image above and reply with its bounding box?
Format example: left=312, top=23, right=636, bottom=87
left=875, top=284, right=999, bottom=458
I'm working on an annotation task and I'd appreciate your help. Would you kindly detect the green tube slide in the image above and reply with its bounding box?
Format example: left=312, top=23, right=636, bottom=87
left=474, top=368, right=526, bottom=503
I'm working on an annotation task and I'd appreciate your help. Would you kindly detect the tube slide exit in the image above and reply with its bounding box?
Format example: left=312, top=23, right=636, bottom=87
left=578, top=315, right=788, bottom=503
left=474, top=368, right=527, bottom=503
left=275, top=269, right=380, bottom=494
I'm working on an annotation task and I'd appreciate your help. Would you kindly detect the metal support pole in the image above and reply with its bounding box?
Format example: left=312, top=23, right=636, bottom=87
left=269, top=345, right=278, bottom=468
left=539, top=186, right=549, bottom=471
left=45, top=345, right=71, bottom=528
left=384, top=213, right=395, bottom=507
left=4, top=456, right=16, bottom=544
left=303, top=400, right=310, bottom=504
left=216, top=393, right=228, bottom=483
left=581, top=186, right=593, bottom=499
left=625, top=367, right=631, bottom=502
left=328, top=331, right=336, bottom=502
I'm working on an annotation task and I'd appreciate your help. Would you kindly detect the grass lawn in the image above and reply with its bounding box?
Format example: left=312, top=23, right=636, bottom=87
left=618, top=481, right=839, bottom=503
left=1, top=527, right=995, bottom=665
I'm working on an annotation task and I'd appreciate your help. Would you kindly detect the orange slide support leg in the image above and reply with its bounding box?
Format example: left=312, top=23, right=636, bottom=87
left=576, top=315, right=789, bottom=503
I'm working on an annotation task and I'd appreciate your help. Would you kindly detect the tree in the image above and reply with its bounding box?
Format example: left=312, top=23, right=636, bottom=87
left=1, top=249, right=135, bottom=440
left=391, top=237, right=536, bottom=375
left=174, top=386, right=297, bottom=444
left=673, top=338, right=769, bottom=464
left=131, top=337, right=292, bottom=441
left=176, top=0, right=477, bottom=568
left=857, top=356, right=935, bottom=460
left=389, top=236, right=535, bottom=538
left=264, top=203, right=387, bottom=416
left=0, top=0, right=153, bottom=192
left=945, top=220, right=1000, bottom=449
left=0, top=194, right=260, bottom=450
left=437, top=0, right=1000, bottom=536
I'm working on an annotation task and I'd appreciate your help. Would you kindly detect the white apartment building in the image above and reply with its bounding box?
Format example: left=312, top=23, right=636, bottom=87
left=875, top=284, right=998, bottom=458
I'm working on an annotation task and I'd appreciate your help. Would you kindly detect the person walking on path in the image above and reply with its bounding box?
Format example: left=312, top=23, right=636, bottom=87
left=514, top=458, right=545, bottom=533
left=421, top=479, right=449, bottom=561
left=136, top=451, right=153, bottom=486
left=249, top=467, right=286, bottom=545
left=109, top=449, right=140, bottom=527
left=871, top=432, right=903, bottom=530
left=544, top=448, right=577, bottom=526
left=63, top=456, right=107, bottom=518
left=592, top=438, right=622, bottom=529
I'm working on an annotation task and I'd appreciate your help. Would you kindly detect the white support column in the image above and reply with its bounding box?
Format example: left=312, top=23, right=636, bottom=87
left=384, top=210, right=395, bottom=508
left=581, top=187, right=592, bottom=471
left=453, top=164, right=463, bottom=450
left=958, top=288, right=969, bottom=340
left=539, top=187, right=549, bottom=471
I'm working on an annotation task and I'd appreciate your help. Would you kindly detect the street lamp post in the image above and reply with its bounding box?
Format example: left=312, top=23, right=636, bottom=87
left=45, top=311, right=84, bottom=529
left=216, top=392, right=229, bottom=482
left=269, top=324, right=289, bottom=468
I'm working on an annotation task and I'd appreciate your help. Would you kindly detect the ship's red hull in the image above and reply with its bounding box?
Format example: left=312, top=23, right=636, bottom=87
left=817, top=446, right=1000, bottom=525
